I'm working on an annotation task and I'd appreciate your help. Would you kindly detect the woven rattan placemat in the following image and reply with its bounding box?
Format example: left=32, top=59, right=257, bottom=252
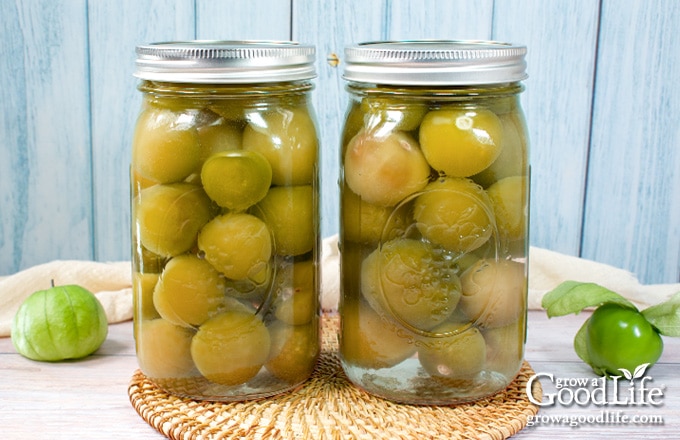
left=129, top=314, right=542, bottom=439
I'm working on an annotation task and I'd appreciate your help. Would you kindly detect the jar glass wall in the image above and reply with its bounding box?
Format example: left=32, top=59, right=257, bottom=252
left=339, top=41, right=529, bottom=405
left=130, top=42, right=320, bottom=401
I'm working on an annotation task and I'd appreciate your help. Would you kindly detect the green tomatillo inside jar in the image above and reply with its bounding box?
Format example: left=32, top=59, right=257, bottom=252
left=338, top=40, right=530, bottom=405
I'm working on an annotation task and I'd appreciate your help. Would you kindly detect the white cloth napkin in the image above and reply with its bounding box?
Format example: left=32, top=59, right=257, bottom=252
left=1, top=236, right=678, bottom=337
left=528, top=246, right=679, bottom=310
left=0, top=260, right=132, bottom=337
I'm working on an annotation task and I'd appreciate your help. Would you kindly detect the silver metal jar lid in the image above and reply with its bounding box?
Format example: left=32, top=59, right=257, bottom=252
left=134, top=40, right=316, bottom=83
left=343, top=40, right=527, bottom=85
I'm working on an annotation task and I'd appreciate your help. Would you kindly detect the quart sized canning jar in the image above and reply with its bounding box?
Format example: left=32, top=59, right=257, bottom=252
left=131, top=41, right=321, bottom=401
left=339, top=40, right=530, bottom=405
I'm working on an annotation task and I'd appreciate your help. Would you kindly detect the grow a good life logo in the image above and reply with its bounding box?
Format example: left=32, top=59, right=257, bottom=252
left=526, top=363, right=665, bottom=407
left=525, top=364, right=666, bottom=428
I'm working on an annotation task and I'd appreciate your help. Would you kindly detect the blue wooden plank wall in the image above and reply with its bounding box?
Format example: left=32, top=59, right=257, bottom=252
left=1, top=0, right=678, bottom=285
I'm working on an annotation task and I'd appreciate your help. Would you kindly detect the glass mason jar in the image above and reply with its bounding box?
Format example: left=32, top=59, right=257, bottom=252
left=130, top=41, right=321, bottom=401
left=338, top=40, right=530, bottom=405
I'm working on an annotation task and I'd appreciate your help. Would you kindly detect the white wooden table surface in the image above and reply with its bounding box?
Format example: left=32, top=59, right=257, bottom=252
left=1, top=310, right=678, bottom=439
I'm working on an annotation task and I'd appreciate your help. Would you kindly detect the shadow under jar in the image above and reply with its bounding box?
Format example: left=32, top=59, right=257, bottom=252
left=339, top=40, right=530, bottom=405
left=130, top=41, right=321, bottom=401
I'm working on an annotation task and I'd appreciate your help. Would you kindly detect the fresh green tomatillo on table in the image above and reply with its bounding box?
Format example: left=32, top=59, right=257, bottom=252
left=11, top=282, right=108, bottom=362
left=542, top=281, right=680, bottom=378
left=585, top=303, right=663, bottom=377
